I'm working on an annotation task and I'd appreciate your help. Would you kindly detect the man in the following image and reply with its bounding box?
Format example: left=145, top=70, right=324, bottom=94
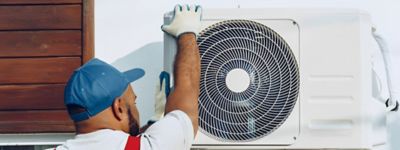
left=53, top=4, right=201, bottom=150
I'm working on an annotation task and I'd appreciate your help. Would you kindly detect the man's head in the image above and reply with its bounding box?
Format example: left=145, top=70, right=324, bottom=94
left=64, top=58, right=144, bottom=136
left=114, top=84, right=140, bottom=136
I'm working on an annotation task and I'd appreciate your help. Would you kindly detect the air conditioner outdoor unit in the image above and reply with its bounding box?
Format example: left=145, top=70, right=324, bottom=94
left=163, top=8, right=388, bottom=150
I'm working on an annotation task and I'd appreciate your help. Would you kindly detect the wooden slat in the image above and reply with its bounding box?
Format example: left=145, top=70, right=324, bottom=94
left=0, top=57, right=80, bottom=84
left=82, top=0, right=95, bottom=63
left=0, top=146, right=33, bottom=150
left=0, top=0, right=81, bottom=4
left=0, top=31, right=81, bottom=57
left=0, top=110, right=74, bottom=133
left=0, top=84, right=65, bottom=110
left=0, top=5, right=81, bottom=30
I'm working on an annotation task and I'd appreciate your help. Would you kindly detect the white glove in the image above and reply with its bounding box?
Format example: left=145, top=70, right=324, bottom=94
left=150, top=79, right=167, bottom=121
left=162, top=4, right=202, bottom=38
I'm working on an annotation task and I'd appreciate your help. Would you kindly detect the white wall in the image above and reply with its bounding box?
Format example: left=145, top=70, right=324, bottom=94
left=95, top=0, right=400, bottom=149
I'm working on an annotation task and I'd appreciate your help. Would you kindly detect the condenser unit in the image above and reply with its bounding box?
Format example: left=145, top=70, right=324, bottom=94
left=163, top=8, right=388, bottom=149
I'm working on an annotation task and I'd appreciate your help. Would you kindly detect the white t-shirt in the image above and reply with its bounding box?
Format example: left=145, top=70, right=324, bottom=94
left=52, top=110, right=194, bottom=150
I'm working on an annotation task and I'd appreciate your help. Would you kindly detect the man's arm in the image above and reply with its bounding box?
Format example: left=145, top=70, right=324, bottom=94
left=161, top=4, right=202, bottom=137
left=165, top=33, right=200, bottom=136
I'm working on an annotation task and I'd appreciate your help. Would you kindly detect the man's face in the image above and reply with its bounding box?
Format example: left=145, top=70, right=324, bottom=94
left=122, top=85, right=140, bottom=136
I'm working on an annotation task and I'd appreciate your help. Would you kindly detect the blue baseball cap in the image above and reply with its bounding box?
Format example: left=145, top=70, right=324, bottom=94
left=64, top=58, right=145, bottom=122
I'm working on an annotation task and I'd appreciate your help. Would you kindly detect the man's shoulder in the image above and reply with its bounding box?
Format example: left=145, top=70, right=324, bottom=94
left=165, top=110, right=192, bottom=123
left=146, top=110, right=192, bottom=132
left=140, top=110, right=194, bottom=150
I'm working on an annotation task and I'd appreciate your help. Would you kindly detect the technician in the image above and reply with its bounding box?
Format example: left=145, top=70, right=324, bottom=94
left=52, top=4, right=201, bottom=150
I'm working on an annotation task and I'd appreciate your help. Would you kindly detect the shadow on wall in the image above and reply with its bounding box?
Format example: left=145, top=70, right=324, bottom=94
left=111, top=42, right=164, bottom=126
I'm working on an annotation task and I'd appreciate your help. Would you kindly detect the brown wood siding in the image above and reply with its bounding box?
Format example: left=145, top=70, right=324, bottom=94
left=0, top=31, right=81, bottom=57
left=0, top=57, right=80, bottom=84
left=0, top=0, right=94, bottom=133
left=82, top=0, right=94, bottom=63
left=0, top=5, right=81, bottom=30
left=0, top=84, right=66, bottom=110
left=0, top=110, right=73, bottom=133
left=0, top=0, right=81, bottom=4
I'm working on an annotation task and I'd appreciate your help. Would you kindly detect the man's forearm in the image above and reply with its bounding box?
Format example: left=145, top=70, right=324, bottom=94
left=165, top=33, right=200, bottom=135
left=174, top=33, right=200, bottom=90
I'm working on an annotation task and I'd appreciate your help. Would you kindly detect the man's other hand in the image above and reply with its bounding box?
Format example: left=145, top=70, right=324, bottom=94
left=150, top=75, right=168, bottom=121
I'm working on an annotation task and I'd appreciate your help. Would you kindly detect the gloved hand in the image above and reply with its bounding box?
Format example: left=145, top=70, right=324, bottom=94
left=149, top=75, right=168, bottom=121
left=162, top=4, right=202, bottom=38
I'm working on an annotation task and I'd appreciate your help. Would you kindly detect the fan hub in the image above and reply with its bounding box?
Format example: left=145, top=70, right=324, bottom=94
left=225, top=68, right=250, bottom=93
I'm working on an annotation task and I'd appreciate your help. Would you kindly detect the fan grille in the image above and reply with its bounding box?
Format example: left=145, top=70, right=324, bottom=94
left=197, top=20, right=299, bottom=142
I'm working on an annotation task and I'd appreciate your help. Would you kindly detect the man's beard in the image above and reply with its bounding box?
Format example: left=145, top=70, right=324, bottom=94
left=127, top=108, right=140, bottom=136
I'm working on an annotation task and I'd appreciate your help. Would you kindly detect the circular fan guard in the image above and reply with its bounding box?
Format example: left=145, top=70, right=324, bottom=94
left=197, top=20, right=299, bottom=142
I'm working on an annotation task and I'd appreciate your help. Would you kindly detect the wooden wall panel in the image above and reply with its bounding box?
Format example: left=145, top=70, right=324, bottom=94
left=0, top=57, right=80, bottom=84
left=0, top=84, right=65, bottom=110
left=0, top=0, right=81, bottom=4
left=0, top=110, right=74, bottom=133
left=82, top=0, right=95, bottom=63
left=0, top=5, right=81, bottom=30
left=0, top=31, right=81, bottom=57
left=0, top=0, right=94, bottom=134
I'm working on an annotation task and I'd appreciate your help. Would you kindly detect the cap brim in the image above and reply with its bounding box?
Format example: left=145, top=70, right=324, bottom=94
left=123, top=68, right=145, bottom=82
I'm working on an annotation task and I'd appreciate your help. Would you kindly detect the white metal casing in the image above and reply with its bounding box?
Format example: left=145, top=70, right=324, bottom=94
left=163, top=8, right=387, bottom=149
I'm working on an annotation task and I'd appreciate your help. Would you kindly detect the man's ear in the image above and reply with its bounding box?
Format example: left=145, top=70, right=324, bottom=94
left=112, top=97, right=125, bottom=121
